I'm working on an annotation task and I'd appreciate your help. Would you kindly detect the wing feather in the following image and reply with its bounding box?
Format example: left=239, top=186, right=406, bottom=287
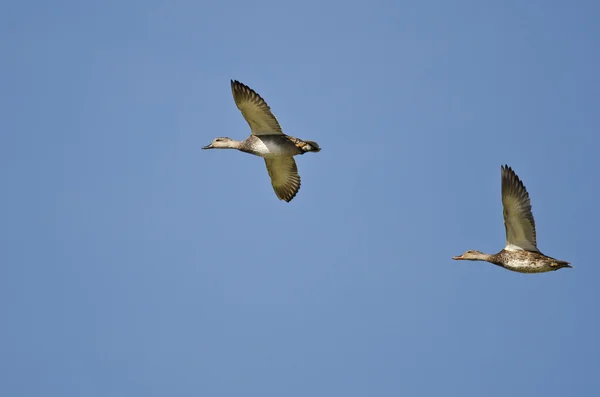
left=264, top=157, right=301, bottom=202
left=501, top=165, right=539, bottom=252
left=231, top=80, right=283, bottom=136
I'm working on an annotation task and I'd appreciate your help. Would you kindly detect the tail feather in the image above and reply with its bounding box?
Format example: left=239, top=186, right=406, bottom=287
left=551, top=259, right=572, bottom=269
left=289, top=136, right=321, bottom=153
left=303, top=140, right=321, bottom=152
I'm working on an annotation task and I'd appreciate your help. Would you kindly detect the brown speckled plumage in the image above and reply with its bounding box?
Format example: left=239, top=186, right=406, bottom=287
left=488, top=250, right=571, bottom=273
left=453, top=165, right=571, bottom=274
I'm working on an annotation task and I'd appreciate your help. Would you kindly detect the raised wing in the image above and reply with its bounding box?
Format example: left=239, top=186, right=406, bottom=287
left=501, top=165, right=540, bottom=252
left=231, top=80, right=283, bottom=136
left=264, top=157, right=301, bottom=202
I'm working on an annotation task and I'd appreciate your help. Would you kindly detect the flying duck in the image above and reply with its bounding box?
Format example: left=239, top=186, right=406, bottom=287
left=453, top=165, right=571, bottom=273
left=202, top=80, right=321, bottom=202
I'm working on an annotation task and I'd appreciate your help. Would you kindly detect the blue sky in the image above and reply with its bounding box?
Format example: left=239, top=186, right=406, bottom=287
left=1, top=0, right=599, bottom=396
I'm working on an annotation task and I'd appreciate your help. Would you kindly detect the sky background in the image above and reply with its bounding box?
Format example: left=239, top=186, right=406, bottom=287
left=1, top=0, right=599, bottom=396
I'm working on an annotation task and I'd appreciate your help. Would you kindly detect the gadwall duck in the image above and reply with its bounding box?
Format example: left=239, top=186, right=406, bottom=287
left=203, top=80, right=321, bottom=202
left=453, top=165, right=571, bottom=273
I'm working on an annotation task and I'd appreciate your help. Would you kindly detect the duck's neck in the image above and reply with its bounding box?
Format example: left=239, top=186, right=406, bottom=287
left=219, top=140, right=242, bottom=150
left=473, top=252, right=495, bottom=262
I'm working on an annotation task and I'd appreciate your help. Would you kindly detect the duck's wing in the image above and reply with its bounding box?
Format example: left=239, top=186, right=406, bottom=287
left=264, top=157, right=301, bottom=202
left=501, top=165, right=540, bottom=253
left=231, top=80, right=283, bottom=136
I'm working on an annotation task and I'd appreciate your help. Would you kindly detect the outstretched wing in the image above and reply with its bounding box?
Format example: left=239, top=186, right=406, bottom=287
left=231, top=80, right=283, bottom=136
left=264, top=157, right=301, bottom=202
left=501, top=165, right=540, bottom=253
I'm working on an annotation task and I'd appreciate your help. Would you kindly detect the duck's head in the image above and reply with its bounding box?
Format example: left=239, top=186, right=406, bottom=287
left=202, top=137, right=237, bottom=149
left=452, top=250, right=488, bottom=261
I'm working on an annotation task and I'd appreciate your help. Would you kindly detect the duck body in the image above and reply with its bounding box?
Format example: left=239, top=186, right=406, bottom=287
left=238, top=135, right=321, bottom=158
left=489, top=249, right=571, bottom=273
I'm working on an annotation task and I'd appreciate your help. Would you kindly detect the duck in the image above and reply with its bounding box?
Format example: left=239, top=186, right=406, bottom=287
left=453, top=165, right=571, bottom=273
left=202, top=80, right=321, bottom=202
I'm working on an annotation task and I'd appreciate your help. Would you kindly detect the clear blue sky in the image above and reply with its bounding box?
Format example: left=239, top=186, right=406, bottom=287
left=1, top=1, right=599, bottom=396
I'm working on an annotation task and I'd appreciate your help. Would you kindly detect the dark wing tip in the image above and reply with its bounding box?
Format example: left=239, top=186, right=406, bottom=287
left=275, top=183, right=300, bottom=203
left=230, top=80, right=248, bottom=96
left=283, top=191, right=298, bottom=202
left=230, top=79, right=245, bottom=94
left=501, top=164, right=514, bottom=177
left=231, top=79, right=244, bottom=88
left=281, top=176, right=301, bottom=202
left=230, top=79, right=255, bottom=93
left=230, top=79, right=270, bottom=107
left=501, top=164, right=528, bottom=195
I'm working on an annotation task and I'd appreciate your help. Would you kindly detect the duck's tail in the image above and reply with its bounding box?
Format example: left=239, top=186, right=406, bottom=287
left=552, top=259, right=572, bottom=269
left=288, top=136, right=321, bottom=153
left=294, top=140, right=320, bottom=153
left=303, top=140, right=321, bottom=152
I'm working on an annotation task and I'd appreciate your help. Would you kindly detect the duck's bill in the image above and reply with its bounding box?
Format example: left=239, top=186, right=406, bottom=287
left=452, top=255, right=465, bottom=260
left=202, top=144, right=213, bottom=149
